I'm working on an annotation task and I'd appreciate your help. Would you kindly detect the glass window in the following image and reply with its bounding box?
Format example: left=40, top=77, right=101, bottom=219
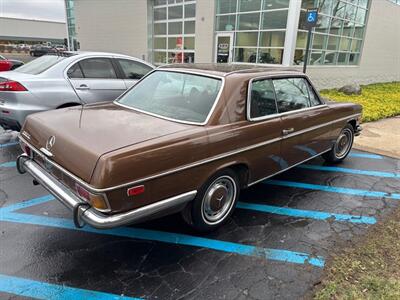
left=217, top=0, right=237, bottom=14
left=312, top=34, right=327, bottom=49
left=259, top=31, right=285, bottom=47
left=306, top=81, right=321, bottom=106
left=154, top=23, right=167, bottom=35
left=169, top=21, right=183, bottom=34
left=258, top=48, right=283, bottom=64
left=264, top=0, right=289, bottom=10
left=238, top=13, right=260, bottom=30
left=273, top=78, right=310, bottom=113
left=234, top=47, right=257, bottom=63
left=152, top=1, right=195, bottom=64
left=337, top=52, right=348, bottom=64
left=239, top=0, right=261, bottom=12
left=117, top=71, right=222, bottom=124
left=16, top=55, right=70, bottom=75
left=249, top=79, right=277, bottom=119
left=117, top=59, right=153, bottom=80
left=168, top=5, right=183, bottom=19
left=154, top=7, right=166, bottom=20
left=67, top=63, right=84, bottom=78
left=154, top=0, right=167, bottom=5
left=79, top=58, right=117, bottom=79
left=184, top=21, right=195, bottom=34
left=184, top=4, right=195, bottom=18
left=236, top=32, right=258, bottom=47
left=262, top=10, right=288, bottom=30
left=154, top=37, right=166, bottom=49
left=216, top=15, right=236, bottom=31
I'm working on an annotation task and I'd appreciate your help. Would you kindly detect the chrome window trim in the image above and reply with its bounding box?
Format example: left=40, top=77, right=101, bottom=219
left=246, top=74, right=327, bottom=122
left=19, top=112, right=360, bottom=194
left=114, top=69, right=225, bottom=126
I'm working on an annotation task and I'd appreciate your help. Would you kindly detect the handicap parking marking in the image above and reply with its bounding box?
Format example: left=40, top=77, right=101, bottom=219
left=237, top=202, right=376, bottom=224
left=0, top=161, right=16, bottom=168
left=0, top=198, right=325, bottom=268
left=348, top=152, right=383, bottom=159
left=298, top=164, right=400, bottom=178
left=265, top=180, right=400, bottom=200
left=0, top=274, right=140, bottom=300
left=0, top=141, right=18, bottom=149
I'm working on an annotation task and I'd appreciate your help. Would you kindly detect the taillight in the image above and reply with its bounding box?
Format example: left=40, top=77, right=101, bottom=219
left=127, top=185, right=145, bottom=196
left=24, top=145, right=31, bottom=157
left=0, top=61, right=12, bottom=71
left=75, top=184, right=109, bottom=211
left=0, top=80, right=27, bottom=92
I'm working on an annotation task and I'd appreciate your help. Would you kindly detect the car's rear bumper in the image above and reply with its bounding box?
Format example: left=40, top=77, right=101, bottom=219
left=16, top=154, right=197, bottom=229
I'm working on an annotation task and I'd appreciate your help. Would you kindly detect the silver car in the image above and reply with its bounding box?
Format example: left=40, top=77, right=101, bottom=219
left=0, top=52, right=154, bottom=130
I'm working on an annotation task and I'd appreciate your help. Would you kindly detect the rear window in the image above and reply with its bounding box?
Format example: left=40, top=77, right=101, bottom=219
left=15, top=54, right=73, bottom=75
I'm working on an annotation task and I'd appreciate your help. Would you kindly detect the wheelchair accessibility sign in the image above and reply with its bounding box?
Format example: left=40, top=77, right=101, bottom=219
left=306, top=9, right=318, bottom=28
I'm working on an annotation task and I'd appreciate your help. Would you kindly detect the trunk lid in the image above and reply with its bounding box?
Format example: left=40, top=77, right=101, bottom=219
left=22, top=102, right=194, bottom=182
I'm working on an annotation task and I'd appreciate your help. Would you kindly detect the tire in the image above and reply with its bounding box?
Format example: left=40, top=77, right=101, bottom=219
left=181, top=169, right=240, bottom=232
left=323, top=124, right=354, bottom=163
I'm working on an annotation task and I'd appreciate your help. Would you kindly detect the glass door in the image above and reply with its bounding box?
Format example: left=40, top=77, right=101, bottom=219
left=215, top=33, right=233, bottom=63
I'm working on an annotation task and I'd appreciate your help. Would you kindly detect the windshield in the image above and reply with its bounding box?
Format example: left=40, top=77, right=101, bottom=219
left=117, top=71, right=222, bottom=124
left=15, top=55, right=69, bottom=75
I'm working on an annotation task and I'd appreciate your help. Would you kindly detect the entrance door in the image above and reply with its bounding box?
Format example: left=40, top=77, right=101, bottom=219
left=215, top=33, right=233, bottom=63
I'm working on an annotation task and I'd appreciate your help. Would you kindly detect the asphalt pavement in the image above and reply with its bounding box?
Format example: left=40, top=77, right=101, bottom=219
left=0, top=137, right=400, bottom=299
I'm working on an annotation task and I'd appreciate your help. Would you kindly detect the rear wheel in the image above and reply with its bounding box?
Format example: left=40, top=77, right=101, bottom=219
left=323, top=124, right=354, bottom=163
left=181, top=169, right=239, bottom=232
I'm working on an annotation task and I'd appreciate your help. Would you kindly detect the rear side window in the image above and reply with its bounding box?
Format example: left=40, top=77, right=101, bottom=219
left=249, top=79, right=277, bottom=119
left=273, top=78, right=310, bottom=113
left=117, top=59, right=153, bottom=80
left=307, top=81, right=322, bottom=106
left=79, top=58, right=117, bottom=79
left=67, top=63, right=84, bottom=78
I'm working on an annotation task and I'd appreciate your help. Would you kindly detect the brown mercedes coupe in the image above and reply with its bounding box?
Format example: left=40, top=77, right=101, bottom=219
left=17, top=64, right=362, bottom=231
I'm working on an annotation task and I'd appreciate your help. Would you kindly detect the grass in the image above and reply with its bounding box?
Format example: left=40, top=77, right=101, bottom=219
left=320, top=82, right=400, bottom=122
left=314, top=206, right=400, bottom=299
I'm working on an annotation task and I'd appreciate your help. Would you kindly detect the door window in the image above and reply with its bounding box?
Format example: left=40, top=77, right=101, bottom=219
left=306, top=81, right=322, bottom=106
left=117, top=59, right=153, bottom=80
left=273, top=78, right=311, bottom=113
left=79, top=58, right=117, bottom=79
left=249, top=79, right=277, bottom=119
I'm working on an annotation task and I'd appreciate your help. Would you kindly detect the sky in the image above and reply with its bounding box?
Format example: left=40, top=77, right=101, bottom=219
left=0, top=0, right=66, bottom=22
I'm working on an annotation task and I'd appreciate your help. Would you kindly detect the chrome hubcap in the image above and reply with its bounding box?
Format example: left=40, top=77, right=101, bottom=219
left=335, top=128, right=353, bottom=158
left=201, top=176, right=236, bottom=225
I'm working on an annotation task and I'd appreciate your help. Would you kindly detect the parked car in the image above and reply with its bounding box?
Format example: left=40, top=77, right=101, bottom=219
left=0, top=54, right=24, bottom=71
left=0, top=52, right=154, bottom=130
left=16, top=64, right=363, bottom=232
left=54, top=44, right=67, bottom=52
left=29, top=45, right=57, bottom=57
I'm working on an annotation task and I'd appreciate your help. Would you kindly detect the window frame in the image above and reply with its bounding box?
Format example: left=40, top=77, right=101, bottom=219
left=114, top=58, right=154, bottom=80
left=247, top=74, right=326, bottom=122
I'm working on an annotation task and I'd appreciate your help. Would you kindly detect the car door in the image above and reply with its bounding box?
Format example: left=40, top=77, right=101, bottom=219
left=273, top=76, right=334, bottom=167
left=114, top=58, right=153, bottom=89
left=67, top=57, right=126, bottom=103
left=242, top=78, right=284, bottom=181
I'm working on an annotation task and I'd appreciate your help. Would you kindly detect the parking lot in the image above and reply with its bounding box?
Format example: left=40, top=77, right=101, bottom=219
left=1, top=140, right=399, bottom=299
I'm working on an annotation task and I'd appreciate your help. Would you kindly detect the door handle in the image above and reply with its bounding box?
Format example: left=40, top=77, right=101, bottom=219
left=282, top=128, right=295, bottom=135
left=76, top=84, right=90, bottom=90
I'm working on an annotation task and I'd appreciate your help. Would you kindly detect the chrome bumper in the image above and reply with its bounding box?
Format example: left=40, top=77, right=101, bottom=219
left=16, top=154, right=197, bottom=229
left=355, top=125, right=363, bottom=136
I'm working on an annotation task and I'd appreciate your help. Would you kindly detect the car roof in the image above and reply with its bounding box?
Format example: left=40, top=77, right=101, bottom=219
left=158, top=63, right=302, bottom=77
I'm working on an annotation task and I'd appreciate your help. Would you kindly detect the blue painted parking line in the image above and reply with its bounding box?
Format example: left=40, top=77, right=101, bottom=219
left=0, top=161, right=16, bottom=168
left=0, top=198, right=325, bottom=267
left=0, top=141, right=18, bottom=148
left=1, top=212, right=325, bottom=267
left=237, top=202, right=376, bottom=224
left=298, top=164, right=400, bottom=179
left=0, top=274, right=140, bottom=300
left=349, top=152, right=383, bottom=159
left=265, top=180, right=400, bottom=200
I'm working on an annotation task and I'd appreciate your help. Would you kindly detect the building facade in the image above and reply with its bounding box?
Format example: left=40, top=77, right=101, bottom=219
left=72, top=0, right=400, bottom=88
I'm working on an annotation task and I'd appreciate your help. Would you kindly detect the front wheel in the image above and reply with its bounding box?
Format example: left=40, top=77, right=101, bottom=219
left=323, top=124, right=354, bottom=163
left=181, top=169, right=240, bottom=232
